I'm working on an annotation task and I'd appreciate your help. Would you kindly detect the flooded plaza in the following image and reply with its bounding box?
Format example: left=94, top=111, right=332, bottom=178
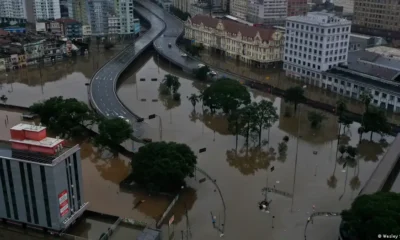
left=117, top=53, right=394, bottom=240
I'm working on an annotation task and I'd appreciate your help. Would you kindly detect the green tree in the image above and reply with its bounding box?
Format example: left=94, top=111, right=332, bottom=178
left=202, top=78, right=251, bottom=114
left=162, top=74, right=181, bottom=94
left=307, top=111, right=326, bottom=129
left=360, top=91, right=373, bottom=114
left=284, top=86, right=305, bottom=112
left=341, top=192, right=400, bottom=240
left=188, top=94, right=199, bottom=109
left=29, top=97, right=97, bottom=138
left=227, top=109, right=246, bottom=149
left=194, top=66, right=210, bottom=81
left=250, top=100, right=278, bottom=145
left=363, top=107, right=391, bottom=141
left=240, top=105, right=256, bottom=147
left=131, top=142, right=197, bottom=192
left=94, top=117, right=133, bottom=151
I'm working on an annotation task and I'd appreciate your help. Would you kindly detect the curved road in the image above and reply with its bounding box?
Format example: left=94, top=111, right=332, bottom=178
left=89, top=5, right=165, bottom=137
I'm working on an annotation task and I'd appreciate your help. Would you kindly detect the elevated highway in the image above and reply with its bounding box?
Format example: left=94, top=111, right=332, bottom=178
left=88, top=5, right=165, bottom=138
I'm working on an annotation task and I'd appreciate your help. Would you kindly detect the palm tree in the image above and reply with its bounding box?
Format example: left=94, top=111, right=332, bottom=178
left=357, top=126, right=364, bottom=143
left=188, top=94, right=199, bottom=109
left=284, top=86, right=305, bottom=112
left=360, top=91, right=373, bottom=114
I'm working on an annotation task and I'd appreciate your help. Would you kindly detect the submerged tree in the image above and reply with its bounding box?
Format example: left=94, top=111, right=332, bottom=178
left=307, top=111, right=326, bottom=129
left=250, top=100, right=279, bottom=146
left=284, top=86, right=305, bottom=112
left=363, top=107, right=391, bottom=141
left=163, top=74, right=181, bottom=94
left=188, top=93, right=199, bottom=109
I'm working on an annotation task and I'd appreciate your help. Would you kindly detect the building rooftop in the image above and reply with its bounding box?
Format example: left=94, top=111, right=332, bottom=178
left=11, top=123, right=46, bottom=132
left=188, top=15, right=277, bottom=41
left=0, top=142, right=74, bottom=165
left=366, top=46, right=400, bottom=60
left=286, top=11, right=350, bottom=26
left=10, top=137, right=64, bottom=148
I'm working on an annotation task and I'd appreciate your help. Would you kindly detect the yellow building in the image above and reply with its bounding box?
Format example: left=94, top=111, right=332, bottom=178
left=184, top=15, right=284, bottom=68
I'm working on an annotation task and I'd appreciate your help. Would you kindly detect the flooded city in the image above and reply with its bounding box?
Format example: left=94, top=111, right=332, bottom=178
left=0, top=50, right=395, bottom=240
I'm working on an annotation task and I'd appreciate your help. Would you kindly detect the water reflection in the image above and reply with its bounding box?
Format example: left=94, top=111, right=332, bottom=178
left=357, top=140, right=385, bottom=162
left=226, top=145, right=276, bottom=175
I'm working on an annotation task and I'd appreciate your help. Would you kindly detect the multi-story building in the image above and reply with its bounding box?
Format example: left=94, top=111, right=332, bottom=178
left=108, top=16, right=120, bottom=34
left=0, top=57, right=5, bottom=71
left=73, top=0, right=89, bottom=25
left=82, top=25, right=92, bottom=37
left=0, top=123, right=88, bottom=231
left=115, top=0, right=135, bottom=35
left=247, top=0, right=287, bottom=26
left=60, top=0, right=74, bottom=18
left=88, top=0, right=109, bottom=36
left=229, top=0, right=248, bottom=20
left=287, top=0, right=307, bottom=16
left=45, top=20, right=64, bottom=36
left=172, top=0, right=190, bottom=13
left=0, top=0, right=27, bottom=19
left=283, top=12, right=351, bottom=84
left=353, top=0, right=399, bottom=32
left=185, top=15, right=284, bottom=67
left=23, top=40, right=45, bottom=65
left=34, top=0, right=61, bottom=20
left=56, top=18, right=83, bottom=39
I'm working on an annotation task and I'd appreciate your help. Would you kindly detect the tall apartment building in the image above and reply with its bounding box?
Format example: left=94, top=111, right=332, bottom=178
left=230, top=0, right=248, bottom=20
left=287, top=0, right=307, bottom=16
left=88, top=0, right=109, bottom=36
left=0, top=0, right=27, bottom=19
left=60, top=0, right=74, bottom=18
left=34, top=0, right=61, bottom=20
left=247, top=0, right=287, bottom=26
left=73, top=0, right=89, bottom=25
left=0, top=123, right=88, bottom=230
left=115, top=0, right=135, bottom=34
left=353, top=0, right=399, bottom=32
left=283, top=12, right=351, bottom=84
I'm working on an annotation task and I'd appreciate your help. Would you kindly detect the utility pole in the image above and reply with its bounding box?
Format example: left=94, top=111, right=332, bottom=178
left=184, top=203, right=191, bottom=239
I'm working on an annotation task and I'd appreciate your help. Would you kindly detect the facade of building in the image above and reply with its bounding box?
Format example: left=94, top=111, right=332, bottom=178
left=82, top=25, right=92, bottom=37
left=287, top=0, right=307, bottom=16
left=88, top=0, right=109, bottom=36
left=45, top=21, right=64, bottom=36
left=56, top=18, right=83, bottom=39
left=34, top=0, right=61, bottom=20
left=23, top=40, right=45, bottom=65
left=283, top=12, right=351, bottom=83
left=172, top=0, right=190, bottom=13
left=115, top=0, right=135, bottom=34
left=229, top=0, right=248, bottom=20
left=0, top=123, right=88, bottom=231
left=0, top=0, right=27, bottom=19
left=60, top=0, right=74, bottom=18
left=185, top=15, right=284, bottom=67
left=324, top=50, right=400, bottom=112
left=353, top=0, right=399, bottom=32
left=108, top=16, right=120, bottom=34
left=36, top=22, right=47, bottom=32
left=0, top=58, right=5, bottom=71
left=73, top=0, right=89, bottom=25
left=247, top=0, right=287, bottom=26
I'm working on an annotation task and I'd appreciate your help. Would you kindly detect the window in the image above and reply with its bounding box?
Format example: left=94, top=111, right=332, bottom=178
left=375, top=91, right=379, bottom=96
left=73, top=153, right=81, bottom=206
left=27, top=164, right=38, bottom=224
left=6, top=161, right=18, bottom=220
left=19, top=162, right=31, bottom=223
left=0, top=159, right=11, bottom=218
left=40, top=166, right=51, bottom=227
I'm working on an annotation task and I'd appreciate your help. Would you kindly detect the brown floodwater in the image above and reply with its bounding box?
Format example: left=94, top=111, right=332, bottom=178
left=117, top=52, right=394, bottom=240
left=0, top=43, right=128, bottom=108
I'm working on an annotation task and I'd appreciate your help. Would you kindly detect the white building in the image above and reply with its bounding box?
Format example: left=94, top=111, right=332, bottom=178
left=108, top=16, right=119, bottom=34
left=82, top=25, right=92, bottom=36
left=229, top=0, right=248, bottom=20
left=34, top=0, right=61, bottom=20
left=247, top=0, right=287, bottom=26
left=0, top=0, right=27, bottom=19
left=60, top=0, right=74, bottom=18
left=115, top=0, right=135, bottom=34
left=88, top=0, right=109, bottom=36
left=283, top=12, right=351, bottom=85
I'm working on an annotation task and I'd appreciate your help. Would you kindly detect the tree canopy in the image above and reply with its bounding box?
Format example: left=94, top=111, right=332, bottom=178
left=29, top=97, right=97, bottom=138
left=249, top=100, right=278, bottom=145
left=202, top=78, right=251, bottom=114
left=362, top=106, right=391, bottom=140
left=285, top=86, right=305, bottom=112
left=194, top=66, right=210, bottom=81
left=341, top=192, right=400, bottom=240
left=163, top=74, right=181, bottom=94
left=94, top=117, right=133, bottom=150
left=131, top=142, right=197, bottom=192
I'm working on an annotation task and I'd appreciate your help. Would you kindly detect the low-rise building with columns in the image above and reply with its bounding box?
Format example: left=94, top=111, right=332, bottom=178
left=184, top=15, right=284, bottom=67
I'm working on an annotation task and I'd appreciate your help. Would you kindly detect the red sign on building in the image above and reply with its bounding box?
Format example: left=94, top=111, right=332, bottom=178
left=59, top=190, right=69, bottom=217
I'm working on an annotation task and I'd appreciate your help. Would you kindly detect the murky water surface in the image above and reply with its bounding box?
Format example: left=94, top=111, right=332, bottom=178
left=117, top=53, right=394, bottom=240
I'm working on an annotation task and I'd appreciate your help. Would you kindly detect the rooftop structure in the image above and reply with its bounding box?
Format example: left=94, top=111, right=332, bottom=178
left=286, top=11, right=350, bottom=26
left=0, top=123, right=88, bottom=231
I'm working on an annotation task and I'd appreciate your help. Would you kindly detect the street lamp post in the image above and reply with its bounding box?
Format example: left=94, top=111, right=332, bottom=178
left=290, top=85, right=306, bottom=213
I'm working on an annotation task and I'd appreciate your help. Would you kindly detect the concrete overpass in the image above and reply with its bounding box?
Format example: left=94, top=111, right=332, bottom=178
left=88, top=5, right=165, bottom=138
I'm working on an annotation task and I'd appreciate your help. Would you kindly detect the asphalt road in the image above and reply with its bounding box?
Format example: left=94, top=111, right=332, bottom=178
left=89, top=5, right=165, bottom=137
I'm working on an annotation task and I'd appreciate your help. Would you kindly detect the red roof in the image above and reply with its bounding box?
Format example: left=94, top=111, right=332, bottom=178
left=0, top=29, right=9, bottom=37
left=55, top=18, right=80, bottom=24
left=189, top=15, right=276, bottom=41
